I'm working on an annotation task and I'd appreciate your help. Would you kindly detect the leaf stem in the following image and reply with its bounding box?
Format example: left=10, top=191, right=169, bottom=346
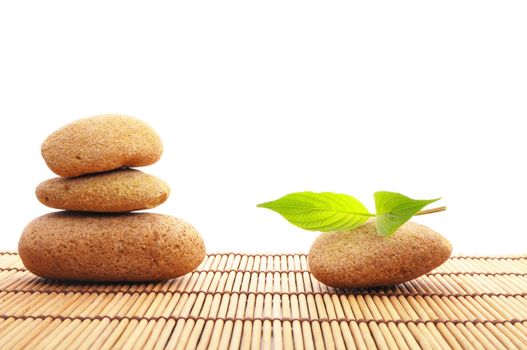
left=414, top=206, right=447, bottom=216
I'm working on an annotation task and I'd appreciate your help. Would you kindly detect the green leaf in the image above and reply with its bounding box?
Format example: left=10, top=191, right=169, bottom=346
left=257, top=191, right=374, bottom=232
left=374, top=191, right=440, bottom=236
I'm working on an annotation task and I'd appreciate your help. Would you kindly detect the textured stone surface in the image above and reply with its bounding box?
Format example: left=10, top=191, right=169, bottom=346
left=308, top=220, right=452, bottom=288
left=36, top=169, right=170, bottom=212
left=41, top=114, right=163, bottom=177
left=19, top=212, right=206, bottom=282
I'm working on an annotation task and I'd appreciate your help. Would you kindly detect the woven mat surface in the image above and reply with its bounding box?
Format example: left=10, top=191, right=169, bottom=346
left=0, top=252, right=526, bottom=349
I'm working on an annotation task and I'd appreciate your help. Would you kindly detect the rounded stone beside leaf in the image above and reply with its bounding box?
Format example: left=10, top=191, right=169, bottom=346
left=308, top=220, right=452, bottom=288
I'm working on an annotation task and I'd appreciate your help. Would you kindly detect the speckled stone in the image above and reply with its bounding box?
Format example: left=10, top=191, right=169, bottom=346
left=36, top=169, right=170, bottom=212
left=19, top=212, right=205, bottom=282
left=308, top=220, right=452, bottom=288
left=41, top=114, right=163, bottom=177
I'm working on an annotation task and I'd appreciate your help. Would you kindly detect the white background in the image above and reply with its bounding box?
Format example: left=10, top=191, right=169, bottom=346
left=0, top=1, right=526, bottom=255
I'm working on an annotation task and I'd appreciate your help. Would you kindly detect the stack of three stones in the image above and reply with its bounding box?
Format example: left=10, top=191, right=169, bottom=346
left=18, top=114, right=205, bottom=282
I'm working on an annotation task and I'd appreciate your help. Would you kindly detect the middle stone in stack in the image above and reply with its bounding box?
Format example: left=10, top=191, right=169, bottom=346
left=36, top=168, right=170, bottom=213
left=20, top=115, right=205, bottom=282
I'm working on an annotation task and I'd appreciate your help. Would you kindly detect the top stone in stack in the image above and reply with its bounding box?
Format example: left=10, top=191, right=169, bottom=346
left=19, top=114, right=206, bottom=282
left=41, top=114, right=163, bottom=178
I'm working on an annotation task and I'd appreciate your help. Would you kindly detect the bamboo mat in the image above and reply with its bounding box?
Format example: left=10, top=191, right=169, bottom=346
left=0, top=252, right=526, bottom=349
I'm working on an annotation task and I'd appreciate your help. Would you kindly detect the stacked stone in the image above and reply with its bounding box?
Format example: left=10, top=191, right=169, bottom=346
left=18, top=114, right=206, bottom=282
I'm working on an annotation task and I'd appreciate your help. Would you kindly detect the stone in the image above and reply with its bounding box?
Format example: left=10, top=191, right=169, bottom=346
left=36, top=168, right=170, bottom=212
left=41, top=114, right=163, bottom=177
left=19, top=212, right=206, bottom=282
left=308, top=220, right=452, bottom=288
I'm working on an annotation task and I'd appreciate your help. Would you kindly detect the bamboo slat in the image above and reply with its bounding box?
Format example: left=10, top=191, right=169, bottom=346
left=0, top=252, right=526, bottom=349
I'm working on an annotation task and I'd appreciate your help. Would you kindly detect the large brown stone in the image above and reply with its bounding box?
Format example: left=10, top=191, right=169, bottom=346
left=19, top=212, right=206, bottom=282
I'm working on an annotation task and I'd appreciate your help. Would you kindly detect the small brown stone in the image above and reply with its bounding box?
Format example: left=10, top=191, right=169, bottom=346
left=18, top=212, right=206, bottom=282
left=308, top=220, right=452, bottom=288
left=36, top=169, right=170, bottom=212
left=41, top=114, right=163, bottom=177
